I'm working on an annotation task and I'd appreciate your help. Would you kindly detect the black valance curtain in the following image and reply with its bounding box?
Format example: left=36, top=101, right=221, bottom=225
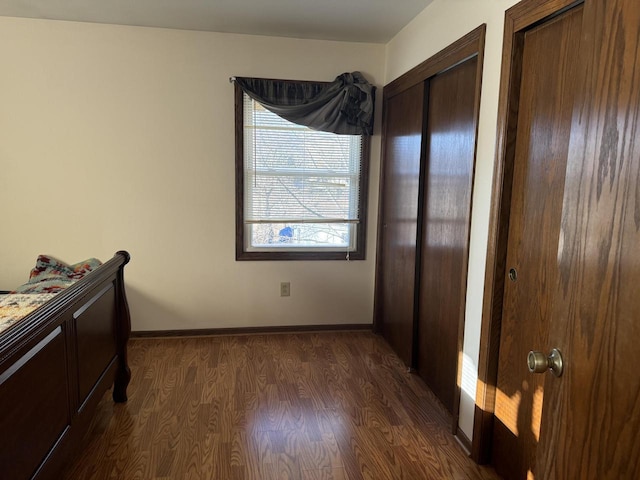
left=233, top=72, right=375, bottom=135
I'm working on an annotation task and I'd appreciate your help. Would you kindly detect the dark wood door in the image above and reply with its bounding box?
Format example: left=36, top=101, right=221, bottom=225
left=492, top=6, right=583, bottom=479
left=417, top=57, right=478, bottom=415
left=535, top=0, right=640, bottom=477
left=377, top=82, right=425, bottom=366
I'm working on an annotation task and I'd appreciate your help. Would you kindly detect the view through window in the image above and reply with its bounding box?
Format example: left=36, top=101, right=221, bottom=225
left=237, top=89, right=368, bottom=260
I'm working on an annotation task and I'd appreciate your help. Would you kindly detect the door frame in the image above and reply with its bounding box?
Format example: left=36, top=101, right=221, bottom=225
left=373, top=24, right=486, bottom=443
left=471, top=0, right=584, bottom=464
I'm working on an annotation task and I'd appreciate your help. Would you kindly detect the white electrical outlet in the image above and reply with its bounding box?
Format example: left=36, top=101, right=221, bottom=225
left=280, top=282, right=290, bottom=297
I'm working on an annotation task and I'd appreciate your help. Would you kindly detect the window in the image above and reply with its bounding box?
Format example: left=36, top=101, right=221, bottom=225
left=235, top=82, right=370, bottom=260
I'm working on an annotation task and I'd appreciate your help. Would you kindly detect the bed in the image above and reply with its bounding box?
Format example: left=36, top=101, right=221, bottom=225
left=0, top=251, right=131, bottom=480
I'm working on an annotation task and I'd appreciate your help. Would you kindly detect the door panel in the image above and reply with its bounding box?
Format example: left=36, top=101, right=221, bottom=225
left=537, top=1, right=640, bottom=478
left=377, top=83, right=425, bottom=366
left=417, top=57, right=478, bottom=415
left=492, top=6, right=583, bottom=479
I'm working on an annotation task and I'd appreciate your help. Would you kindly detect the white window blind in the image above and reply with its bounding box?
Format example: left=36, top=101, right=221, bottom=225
left=243, top=93, right=363, bottom=250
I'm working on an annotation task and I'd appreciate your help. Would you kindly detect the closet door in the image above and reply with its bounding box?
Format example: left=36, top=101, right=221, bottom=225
left=416, top=57, right=479, bottom=415
left=473, top=3, right=640, bottom=477
left=375, top=27, right=485, bottom=384
left=375, top=82, right=425, bottom=366
left=491, top=8, right=583, bottom=477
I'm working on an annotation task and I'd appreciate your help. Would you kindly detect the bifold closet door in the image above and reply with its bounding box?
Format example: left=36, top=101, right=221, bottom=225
left=416, top=57, right=478, bottom=415
left=377, top=82, right=425, bottom=366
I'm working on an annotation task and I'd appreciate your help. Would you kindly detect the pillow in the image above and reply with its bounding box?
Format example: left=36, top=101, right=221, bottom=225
left=12, top=255, right=103, bottom=294
left=28, top=255, right=102, bottom=282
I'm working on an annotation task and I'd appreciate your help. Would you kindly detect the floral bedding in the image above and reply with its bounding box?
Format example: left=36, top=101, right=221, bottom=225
left=0, top=293, right=57, bottom=333
left=0, top=255, right=102, bottom=334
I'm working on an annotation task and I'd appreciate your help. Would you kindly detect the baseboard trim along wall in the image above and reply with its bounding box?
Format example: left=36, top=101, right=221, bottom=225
left=455, top=428, right=472, bottom=456
left=131, top=323, right=373, bottom=338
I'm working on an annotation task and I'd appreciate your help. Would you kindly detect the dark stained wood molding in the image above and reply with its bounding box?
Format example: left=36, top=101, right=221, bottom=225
left=373, top=24, right=486, bottom=438
left=452, top=31, right=486, bottom=437
left=234, top=81, right=372, bottom=261
left=471, top=0, right=584, bottom=464
left=455, top=427, right=473, bottom=456
left=383, top=25, right=487, bottom=100
left=234, top=83, right=245, bottom=260
left=131, top=323, right=373, bottom=338
left=357, top=135, right=371, bottom=259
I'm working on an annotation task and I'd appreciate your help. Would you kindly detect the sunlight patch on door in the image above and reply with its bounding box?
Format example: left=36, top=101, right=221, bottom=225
left=495, top=388, right=521, bottom=436
left=532, top=385, right=544, bottom=442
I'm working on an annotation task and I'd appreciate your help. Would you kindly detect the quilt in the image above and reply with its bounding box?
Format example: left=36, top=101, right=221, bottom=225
left=0, top=255, right=102, bottom=334
left=0, top=293, right=57, bottom=333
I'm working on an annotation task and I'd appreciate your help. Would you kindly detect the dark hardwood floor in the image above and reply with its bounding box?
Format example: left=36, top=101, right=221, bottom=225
left=63, top=332, right=499, bottom=479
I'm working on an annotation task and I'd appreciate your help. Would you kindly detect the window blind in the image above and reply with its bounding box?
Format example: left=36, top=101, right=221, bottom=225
left=243, top=94, right=362, bottom=249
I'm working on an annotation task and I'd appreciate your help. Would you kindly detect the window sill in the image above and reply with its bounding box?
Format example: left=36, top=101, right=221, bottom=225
left=236, top=250, right=364, bottom=261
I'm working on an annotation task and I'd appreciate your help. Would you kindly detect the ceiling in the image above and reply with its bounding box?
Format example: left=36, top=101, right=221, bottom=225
left=0, top=0, right=432, bottom=44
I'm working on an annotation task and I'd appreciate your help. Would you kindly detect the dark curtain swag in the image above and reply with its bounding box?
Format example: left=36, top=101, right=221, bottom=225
left=233, top=72, right=375, bottom=135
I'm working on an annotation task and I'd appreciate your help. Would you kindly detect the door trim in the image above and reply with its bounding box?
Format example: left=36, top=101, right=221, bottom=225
left=381, top=25, right=487, bottom=100
left=471, top=0, right=584, bottom=464
left=373, top=24, right=486, bottom=437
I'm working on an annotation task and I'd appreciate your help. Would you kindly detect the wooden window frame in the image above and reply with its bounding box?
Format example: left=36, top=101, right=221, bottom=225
left=234, top=81, right=370, bottom=261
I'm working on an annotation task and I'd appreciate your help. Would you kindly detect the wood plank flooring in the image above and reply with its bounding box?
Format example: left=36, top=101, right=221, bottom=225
left=63, top=332, right=499, bottom=479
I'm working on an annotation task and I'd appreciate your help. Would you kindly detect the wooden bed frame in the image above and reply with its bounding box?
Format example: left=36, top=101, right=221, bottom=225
left=0, top=251, right=131, bottom=480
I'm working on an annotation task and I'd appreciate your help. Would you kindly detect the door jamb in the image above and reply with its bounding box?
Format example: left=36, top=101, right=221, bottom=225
left=471, top=0, right=584, bottom=464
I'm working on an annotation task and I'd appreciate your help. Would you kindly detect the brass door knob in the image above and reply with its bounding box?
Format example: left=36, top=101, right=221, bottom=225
left=527, top=348, right=563, bottom=377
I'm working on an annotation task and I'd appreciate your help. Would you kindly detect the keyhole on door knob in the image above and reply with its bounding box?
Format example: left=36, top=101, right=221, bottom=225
left=509, top=268, right=518, bottom=282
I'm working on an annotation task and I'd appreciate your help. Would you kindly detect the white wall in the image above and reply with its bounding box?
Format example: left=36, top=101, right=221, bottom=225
left=384, top=0, right=520, bottom=440
left=0, top=17, right=385, bottom=331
